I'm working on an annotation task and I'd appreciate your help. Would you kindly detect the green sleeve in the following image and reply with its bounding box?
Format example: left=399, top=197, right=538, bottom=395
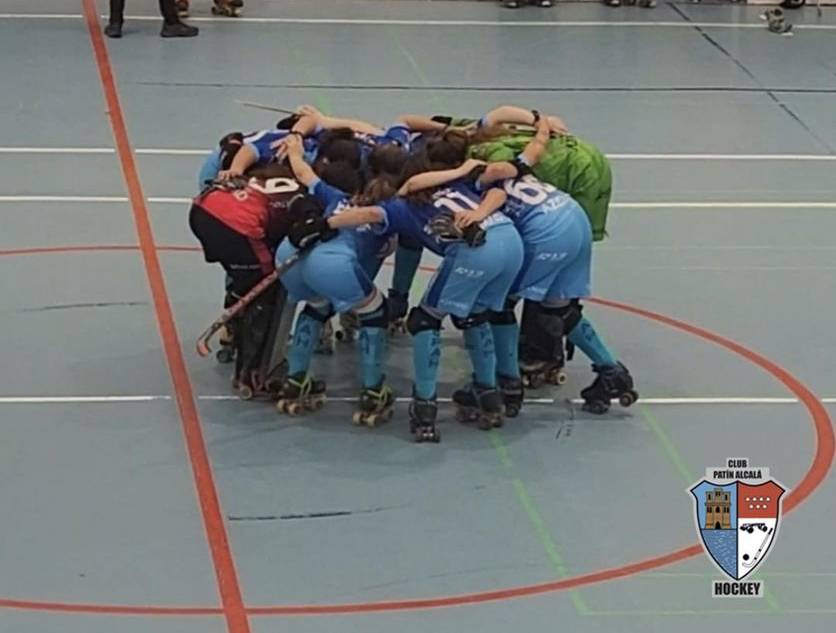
left=467, top=141, right=518, bottom=163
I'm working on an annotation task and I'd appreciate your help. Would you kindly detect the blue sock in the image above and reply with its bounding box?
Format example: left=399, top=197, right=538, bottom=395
left=568, top=317, right=617, bottom=367
left=358, top=326, right=386, bottom=389
left=391, top=244, right=422, bottom=296
left=287, top=313, right=323, bottom=376
left=463, top=322, right=497, bottom=388
left=412, top=329, right=440, bottom=400
left=491, top=323, right=520, bottom=379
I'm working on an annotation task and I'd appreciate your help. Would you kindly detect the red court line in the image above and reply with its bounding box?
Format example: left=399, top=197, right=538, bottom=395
left=0, top=242, right=832, bottom=617
left=589, top=297, right=835, bottom=515
left=80, top=3, right=249, bottom=633
left=0, top=599, right=221, bottom=617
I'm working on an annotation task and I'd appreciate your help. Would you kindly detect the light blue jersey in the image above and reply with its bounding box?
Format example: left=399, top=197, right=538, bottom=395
left=490, top=175, right=593, bottom=302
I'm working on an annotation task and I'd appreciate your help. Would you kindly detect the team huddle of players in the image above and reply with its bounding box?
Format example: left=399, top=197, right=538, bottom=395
left=188, top=104, right=638, bottom=443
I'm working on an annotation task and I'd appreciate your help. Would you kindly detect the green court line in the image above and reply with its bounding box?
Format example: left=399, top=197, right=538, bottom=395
left=586, top=608, right=836, bottom=617
left=386, top=27, right=445, bottom=109
left=286, top=30, right=333, bottom=114
left=489, top=431, right=591, bottom=615
left=638, top=404, right=783, bottom=614
left=384, top=25, right=793, bottom=620
left=389, top=28, right=590, bottom=615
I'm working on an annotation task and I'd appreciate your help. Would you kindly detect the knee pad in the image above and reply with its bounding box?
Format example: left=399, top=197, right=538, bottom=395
left=488, top=297, right=518, bottom=326
left=520, top=301, right=564, bottom=362
left=542, top=299, right=583, bottom=333
left=406, top=306, right=442, bottom=336
left=218, top=132, right=244, bottom=170
left=450, top=310, right=491, bottom=331
left=301, top=301, right=334, bottom=324
left=356, top=293, right=389, bottom=329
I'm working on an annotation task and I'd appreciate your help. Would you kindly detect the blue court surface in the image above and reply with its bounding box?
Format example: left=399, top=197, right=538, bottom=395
left=0, top=2, right=835, bottom=633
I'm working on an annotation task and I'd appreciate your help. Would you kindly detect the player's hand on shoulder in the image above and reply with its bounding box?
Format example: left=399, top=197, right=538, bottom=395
left=296, top=104, right=323, bottom=120
left=289, top=214, right=337, bottom=250
left=547, top=115, right=569, bottom=136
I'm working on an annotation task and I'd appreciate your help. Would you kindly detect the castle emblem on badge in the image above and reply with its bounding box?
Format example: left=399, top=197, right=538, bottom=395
left=689, top=458, right=786, bottom=596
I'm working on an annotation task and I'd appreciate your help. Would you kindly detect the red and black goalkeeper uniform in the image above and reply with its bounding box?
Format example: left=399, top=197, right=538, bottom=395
left=189, top=176, right=301, bottom=297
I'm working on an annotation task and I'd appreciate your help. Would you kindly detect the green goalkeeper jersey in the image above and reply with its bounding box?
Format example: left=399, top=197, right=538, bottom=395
left=447, top=119, right=612, bottom=241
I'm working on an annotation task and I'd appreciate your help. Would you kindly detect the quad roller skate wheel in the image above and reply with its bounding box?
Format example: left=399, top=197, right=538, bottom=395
left=276, top=400, right=302, bottom=415
left=547, top=368, right=568, bottom=386
left=212, top=6, right=242, bottom=17
left=237, top=384, right=254, bottom=401
left=335, top=329, right=355, bottom=343
left=522, top=374, right=544, bottom=389
left=455, top=407, right=480, bottom=424
left=619, top=390, right=639, bottom=407
left=388, top=320, right=407, bottom=336
left=216, top=347, right=235, bottom=364
left=354, top=408, right=393, bottom=428
left=582, top=400, right=609, bottom=415
left=412, top=425, right=441, bottom=443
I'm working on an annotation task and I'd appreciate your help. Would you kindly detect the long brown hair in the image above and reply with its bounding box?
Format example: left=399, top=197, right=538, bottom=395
left=353, top=175, right=400, bottom=206
left=468, top=123, right=516, bottom=145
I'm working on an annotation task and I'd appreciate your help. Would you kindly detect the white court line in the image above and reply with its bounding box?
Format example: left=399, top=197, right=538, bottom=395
left=147, top=197, right=192, bottom=204
left=0, top=195, right=128, bottom=203
left=0, top=395, right=830, bottom=405
left=2, top=196, right=836, bottom=209
left=2, top=148, right=836, bottom=161
left=612, top=202, right=836, bottom=209
left=1, top=14, right=835, bottom=29
left=606, top=154, right=836, bottom=161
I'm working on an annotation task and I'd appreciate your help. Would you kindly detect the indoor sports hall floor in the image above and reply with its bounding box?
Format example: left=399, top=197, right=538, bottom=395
left=1, top=1, right=835, bottom=632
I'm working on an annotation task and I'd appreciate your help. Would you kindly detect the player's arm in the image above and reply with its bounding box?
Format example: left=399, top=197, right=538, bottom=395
left=220, top=144, right=258, bottom=180
left=482, top=105, right=568, bottom=135
left=327, top=206, right=386, bottom=228
left=289, top=114, right=320, bottom=137
left=477, top=117, right=551, bottom=185
left=284, top=134, right=318, bottom=187
left=518, top=114, right=552, bottom=166
left=296, top=104, right=383, bottom=136
left=396, top=114, right=448, bottom=133
left=455, top=188, right=507, bottom=229
left=398, top=159, right=487, bottom=196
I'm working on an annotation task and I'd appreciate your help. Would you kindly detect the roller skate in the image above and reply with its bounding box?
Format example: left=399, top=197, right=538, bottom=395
left=216, top=324, right=236, bottom=364
left=335, top=312, right=360, bottom=344
left=520, top=359, right=566, bottom=389
left=453, top=383, right=504, bottom=430
left=762, top=8, right=793, bottom=35
left=387, top=289, right=408, bottom=336
left=212, top=0, right=243, bottom=17
left=231, top=360, right=286, bottom=401
left=409, top=393, right=440, bottom=443
left=315, top=319, right=334, bottom=355
left=580, top=362, right=638, bottom=414
left=175, top=0, right=189, bottom=17
left=498, top=375, right=524, bottom=418
left=352, top=380, right=395, bottom=428
left=275, top=372, right=326, bottom=415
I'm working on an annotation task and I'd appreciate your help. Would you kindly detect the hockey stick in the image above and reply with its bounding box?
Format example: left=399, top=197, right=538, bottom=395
left=235, top=100, right=297, bottom=116
left=195, top=251, right=301, bottom=357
